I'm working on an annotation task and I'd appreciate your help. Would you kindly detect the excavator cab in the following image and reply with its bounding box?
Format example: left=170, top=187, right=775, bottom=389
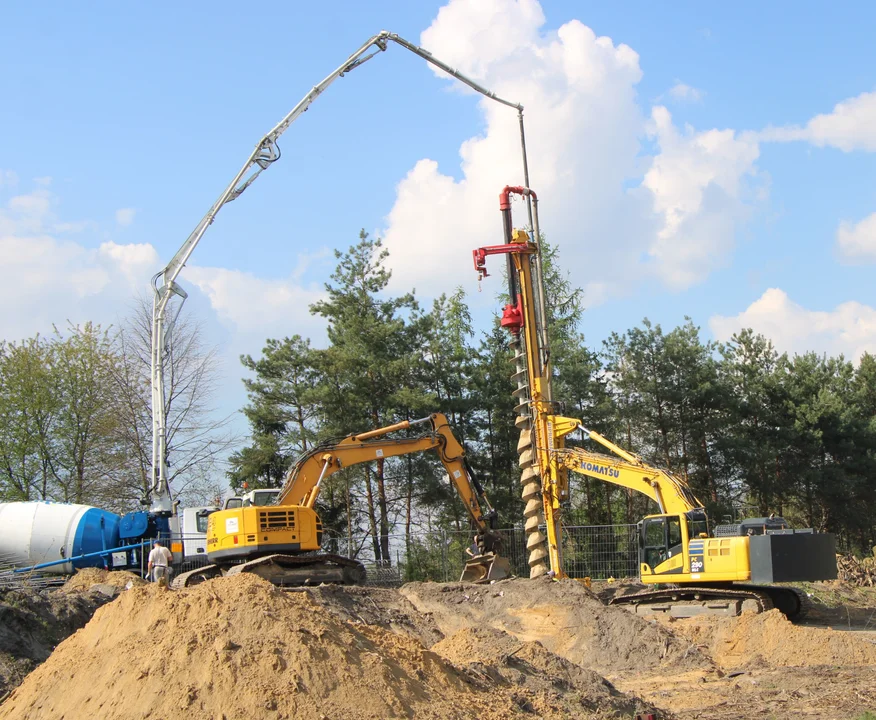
left=640, top=514, right=685, bottom=574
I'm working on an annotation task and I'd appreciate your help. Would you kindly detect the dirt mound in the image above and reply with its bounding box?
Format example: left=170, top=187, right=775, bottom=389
left=432, top=627, right=656, bottom=718
left=0, top=585, right=114, bottom=698
left=61, top=568, right=145, bottom=593
left=0, top=574, right=657, bottom=720
left=401, top=576, right=706, bottom=673
left=671, top=609, right=876, bottom=668
left=306, top=583, right=443, bottom=648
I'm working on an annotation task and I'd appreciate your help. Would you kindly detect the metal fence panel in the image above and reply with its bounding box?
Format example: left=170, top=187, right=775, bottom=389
left=323, top=524, right=639, bottom=586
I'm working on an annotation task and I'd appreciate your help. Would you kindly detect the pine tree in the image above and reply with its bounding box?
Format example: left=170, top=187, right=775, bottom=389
left=309, top=231, right=433, bottom=564
left=228, top=335, right=318, bottom=492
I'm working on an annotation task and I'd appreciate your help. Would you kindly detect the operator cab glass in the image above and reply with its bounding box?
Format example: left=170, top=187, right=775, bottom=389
left=252, top=490, right=280, bottom=507
left=642, top=516, right=669, bottom=569
left=195, top=509, right=216, bottom=533
left=641, top=514, right=685, bottom=570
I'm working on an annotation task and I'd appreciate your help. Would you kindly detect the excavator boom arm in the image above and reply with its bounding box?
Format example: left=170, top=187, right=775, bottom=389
left=554, top=446, right=703, bottom=515
left=549, top=422, right=705, bottom=514
left=277, top=413, right=496, bottom=532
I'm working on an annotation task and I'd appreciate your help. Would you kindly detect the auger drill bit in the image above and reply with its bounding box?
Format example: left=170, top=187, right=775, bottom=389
left=509, top=332, right=549, bottom=577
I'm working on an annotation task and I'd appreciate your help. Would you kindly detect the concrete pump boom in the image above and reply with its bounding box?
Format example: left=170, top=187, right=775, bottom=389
left=149, top=32, right=538, bottom=513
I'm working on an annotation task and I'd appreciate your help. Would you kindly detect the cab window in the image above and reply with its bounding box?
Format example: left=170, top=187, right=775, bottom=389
left=253, top=491, right=278, bottom=507
left=195, top=510, right=214, bottom=534
left=642, top=517, right=668, bottom=569
left=645, top=518, right=665, bottom=547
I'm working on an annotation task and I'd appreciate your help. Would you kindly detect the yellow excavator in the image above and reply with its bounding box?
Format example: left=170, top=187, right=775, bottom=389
left=173, top=413, right=510, bottom=588
left=473, top=185, right=836, bottom=618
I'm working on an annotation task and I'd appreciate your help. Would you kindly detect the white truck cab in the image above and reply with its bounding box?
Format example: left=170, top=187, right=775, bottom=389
left=177, top=505, right=220, bottom=558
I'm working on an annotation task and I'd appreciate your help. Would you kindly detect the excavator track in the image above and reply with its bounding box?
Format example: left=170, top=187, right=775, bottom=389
left=171, top=564, right=223, bottom=589
left=735, top=584, right=810, bottom=621
left=225, top=553, right=367, bottom=587
left=171, top=554, right=367, bottom=589
left=609, top=586, right=775, bottom=618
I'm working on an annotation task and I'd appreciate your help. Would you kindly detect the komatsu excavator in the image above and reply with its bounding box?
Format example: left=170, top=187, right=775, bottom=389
left=473, top=185, right=837, bottom=618
left=173, top=413, right=510, bottom=588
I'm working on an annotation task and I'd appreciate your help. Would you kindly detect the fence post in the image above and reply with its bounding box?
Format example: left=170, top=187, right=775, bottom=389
left=441, top=529, right=448, bottom=583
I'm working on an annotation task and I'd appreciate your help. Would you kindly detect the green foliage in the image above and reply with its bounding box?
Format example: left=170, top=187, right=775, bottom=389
left=0, top=335, right=57, bottom=500
left=232, top=232, right=876, bottom=559
left=0, top=324, right=119, bottom=504
left=228, top=335, right=317, bottom=491
left=0, top=306, right=231, bottom=511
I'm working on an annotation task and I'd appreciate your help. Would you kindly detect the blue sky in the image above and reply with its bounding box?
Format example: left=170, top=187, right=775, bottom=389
left=2, top=1, right=876, bottom=456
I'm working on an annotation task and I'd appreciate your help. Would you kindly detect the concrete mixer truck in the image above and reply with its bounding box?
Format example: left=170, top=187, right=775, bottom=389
left=0, top=500, right=218, bottom=577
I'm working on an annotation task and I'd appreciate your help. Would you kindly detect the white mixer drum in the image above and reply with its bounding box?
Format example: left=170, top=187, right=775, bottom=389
left=0, top=501, right=120, bottom=573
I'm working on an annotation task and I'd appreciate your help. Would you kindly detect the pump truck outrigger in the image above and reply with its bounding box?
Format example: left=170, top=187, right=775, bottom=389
left=473, top=185, right=837, bottom=619
left=173, top=413, right=510, bottom=588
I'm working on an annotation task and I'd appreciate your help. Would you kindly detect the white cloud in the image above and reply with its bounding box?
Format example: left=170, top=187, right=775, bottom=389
left=0, top=170, right=18, bottom=188
left=760, top=90, right=876, bottom=152
left=643, top=107, right=761, bottom=288
left=667, top=82, right=702, bottom=103
left=183, top=265, right=326, bottom=337
left=99, top=241, right=160, bottom=285
left=836, top=212, right=876, bottom=262
left=380, top=0, right=762, bottom=302
left=0, top=182, right=325, bottom=347
left=710, top=288, right=876, bottom=361
left=8, top=189, right=51, bottom=217
left=115, top=208, right=136, bottom=227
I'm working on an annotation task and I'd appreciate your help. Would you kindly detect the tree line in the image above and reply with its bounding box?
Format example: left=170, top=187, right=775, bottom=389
left=231, top=233, right=876, bottom=558
left=2, top=234, right=873, bottom=559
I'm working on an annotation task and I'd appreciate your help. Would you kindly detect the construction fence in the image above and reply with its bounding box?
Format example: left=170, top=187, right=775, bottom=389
left=322, top=524, right=640, bottom=586
left=3, top=524, right=639, bottom=589
left=171, top=525, right=640, bottom=586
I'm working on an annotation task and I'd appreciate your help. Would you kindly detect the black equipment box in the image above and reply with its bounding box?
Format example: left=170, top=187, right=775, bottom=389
left=749, top=531, right=837, bottom=583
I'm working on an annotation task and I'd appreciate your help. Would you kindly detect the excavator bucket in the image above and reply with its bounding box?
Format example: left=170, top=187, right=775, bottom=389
left=459, top=552, right=512, bottom=583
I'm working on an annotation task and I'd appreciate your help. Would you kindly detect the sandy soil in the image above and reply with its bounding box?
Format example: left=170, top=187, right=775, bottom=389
left=1, top=574, right=875, bottom=719
left=0, top=571, right=130, bottom=699
left=0, top=575, right=658, bottom=720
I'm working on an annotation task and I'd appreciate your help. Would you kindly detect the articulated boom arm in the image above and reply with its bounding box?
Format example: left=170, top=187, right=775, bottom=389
left=149, top=31, right=533, bottom=513
left=277, top=413, right=498, bottom=534
left=551, top=423, right=704, bottom=515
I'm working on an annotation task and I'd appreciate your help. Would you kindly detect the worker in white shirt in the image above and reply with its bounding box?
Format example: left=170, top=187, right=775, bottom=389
left=147, top=539, right=173, bottom=587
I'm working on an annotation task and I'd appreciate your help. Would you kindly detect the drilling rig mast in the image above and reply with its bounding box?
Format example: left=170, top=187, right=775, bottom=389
left=473, top=187, right=564, bottom=578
